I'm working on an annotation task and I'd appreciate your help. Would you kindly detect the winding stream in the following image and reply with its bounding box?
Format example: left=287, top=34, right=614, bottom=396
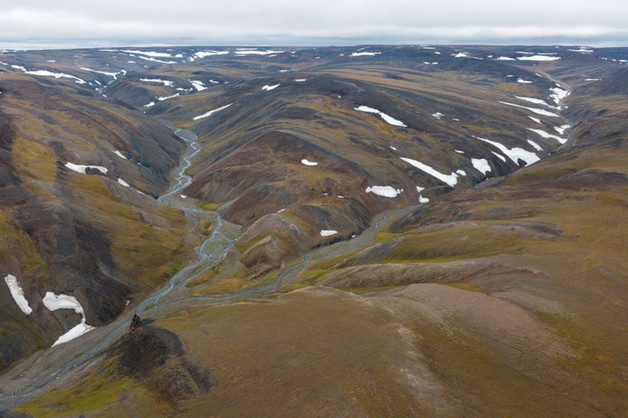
left=0, top=126, right=405, bottom=411
left=0, top=128, right=237, bottom=410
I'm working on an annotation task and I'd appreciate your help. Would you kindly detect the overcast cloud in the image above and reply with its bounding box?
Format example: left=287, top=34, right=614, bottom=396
left=1, top=0, right=627, bottom=48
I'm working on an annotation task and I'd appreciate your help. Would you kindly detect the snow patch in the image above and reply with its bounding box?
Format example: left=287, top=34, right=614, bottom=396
left=117, top=178, right=130, bottom=187
left=293, top=78, right=307, bottom=82
left=499, top=101, right=560, bottom=117
left=431, top=112, right=444, bottom=119
left=517, top=55, right=561, bottom=61
left=515, top=96, right=554, bottom=108
left=527, top=139, right=543, bottom=151
left=52, top=323, right=95, bottom=347
left=261, top=84, right=280, bottom=91
left=193, top=103, right=232, bottom=121
left=235, top=49, right=284, bottom=56
left=355, top=105, right=406, bottom=127
left=471, top=158, right=491, bottom=174
left=554, top=124, right=571, bottom=135
left=144, top=101, right=155, bottom=108
left=113, top=150, right=127, bottom=159
left=157, top=93, right=179, bottom=101
left=65, top=162, right=108, bottom=175
left=320, top=230, right=338, bottom=237
left=527, top=128, right=567, bottom=144
left=4, top=274, right=32, bottom=315
left=475, top=136, right=540, bottom=165
left=416, top=187, right=429, bottom=203
left=81, top=67, right=121, bottom=79
left=365, top=186, right=402, bottom=198
left=190, top=80, right=207, bottom=91
left=12, top=65, right=86, bottom=84
left=455, top=149, right=465, bottom=154
left=568, top=47, right=593, bottom=54
left=122, top=50, right=174, bottom=58
left=495, top=56, right=515, bottom=61
left=400, top=157, right=458, bottom=187
left=43, top=292, right=94, bottom=346
left=350, top=52, right=380, bottom=57
left=194, top=50, right=229, bottom=58
left=492, top=151, right=507, bottom=162
left=549, top=86, right=570, bottom=106
left=301, top=159, right=318, bottom=166
left=517, top=78, right=533, bottom=84
left=528, top=116, right=542, bottom=124
left=140, top=78, right=173, bottom=87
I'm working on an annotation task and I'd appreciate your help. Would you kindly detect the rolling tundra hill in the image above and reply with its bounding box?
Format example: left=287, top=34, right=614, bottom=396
left=0, top=45, right=626, bottom=416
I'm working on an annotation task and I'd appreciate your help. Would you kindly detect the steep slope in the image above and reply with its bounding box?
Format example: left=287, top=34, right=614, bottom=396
left=0, top=72, right=192, bottom=370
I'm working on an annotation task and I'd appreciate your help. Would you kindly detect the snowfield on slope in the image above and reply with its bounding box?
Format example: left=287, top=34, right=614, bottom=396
left=517, top=55, right=561, bottom=61
left=366, top=186, right=402, bottom=198
left=4, top=274, right=32, bottom=315
left=42, top=292, right=95, bottom=346
left=301, top=159, right=318, bottom=166
left=12, top=65, right=86, bottom=84
left=527, top=128, right=567, bottom=144
left=474, top=136, right=540, bottom=165
left=190, top=80, right=207, bottom=91
left=471, top=158, right=492, bottom=174
left=261, top=84, right=280, bottom=91
left=320, top=230, right=338, bottom=237
left=193, top=104, right=233, bottom=121
left=400, top=157, right=458, bottom=187
left=65, top=162, right=108, bottom=175
left=140, top=78, right=173, bottom=87
left=355, top=105, right=407, bottom=127
left=499, top=101, right=560, bottom=117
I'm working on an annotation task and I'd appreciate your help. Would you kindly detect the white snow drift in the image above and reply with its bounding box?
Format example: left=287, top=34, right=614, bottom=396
left=400, top=157, right=459, bottom=187
left=355, top=105, right=406, bottom=127
left=261, top=84, right=280, bottom=91
left=4, top=274, right=32, bottom=315
left=527, top=128, right=567, bottom=144
left=471, top=158, right=492, bottom=174
left=301, top=159, right=318, bottom=166
left=193, top=103, right=232, bottom=121
left=12, top=65, right=86, bottom=84
left=65, top=162, right=108, bottom=175
left=474, top=136, right=540, bottom=165
left=499, top=101, right=560, bottom=117
left=320, top=230, right=338, bottom=237
left=190, top=80, right=207, bottom=91
left=517, top=55, right=560, bottom=61
left=42, top=292, right=94, bottom=347
left=365, top=185, right=402, bottom=198
left=140, top=78, right=173, bottom=87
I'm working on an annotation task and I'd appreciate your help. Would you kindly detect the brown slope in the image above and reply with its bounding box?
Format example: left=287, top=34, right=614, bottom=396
left=0, top=73, right=192, bottom=371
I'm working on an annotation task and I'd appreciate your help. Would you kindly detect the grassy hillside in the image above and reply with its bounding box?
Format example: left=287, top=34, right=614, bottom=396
left=1, top=45, right=626, bottom=415
left=0, top=72, right=193, bottom=370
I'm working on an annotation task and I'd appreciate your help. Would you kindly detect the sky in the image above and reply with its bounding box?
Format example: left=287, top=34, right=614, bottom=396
left=1, top=0, right=627, bottom=49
